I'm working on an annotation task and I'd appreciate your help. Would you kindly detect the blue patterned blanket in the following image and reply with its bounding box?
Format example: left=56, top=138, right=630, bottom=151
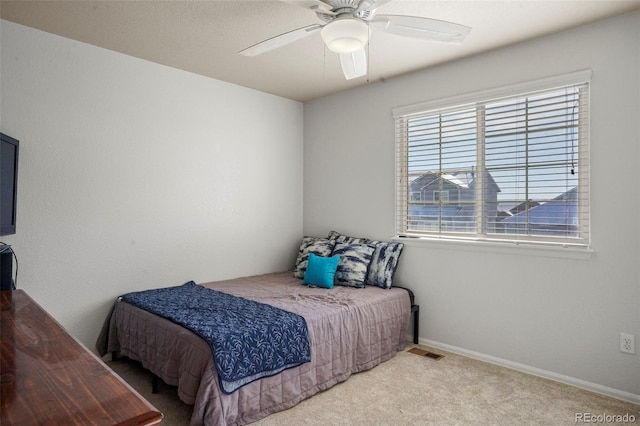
left=120, top=281, right=311, bottom=394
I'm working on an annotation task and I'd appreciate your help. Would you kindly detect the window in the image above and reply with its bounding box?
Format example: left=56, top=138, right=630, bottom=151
left=394, top=71, right=590, bottom=247
left=433, top=190, right=449, bottom=202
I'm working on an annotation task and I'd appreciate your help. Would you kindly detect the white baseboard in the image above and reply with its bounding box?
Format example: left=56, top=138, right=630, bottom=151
left=412, top=337, right=640, bottom=406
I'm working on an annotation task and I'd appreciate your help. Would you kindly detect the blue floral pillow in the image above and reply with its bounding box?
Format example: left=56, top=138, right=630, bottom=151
left=331, top=242, right=376, bottom=288
left=294, top=237, right=336, bottom=279
left=366, top=242, right=404, bottom=289
left=303, top=253, right=340, bottom=289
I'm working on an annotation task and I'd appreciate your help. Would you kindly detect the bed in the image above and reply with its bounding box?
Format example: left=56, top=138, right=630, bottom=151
left=97, top=234, right=411, bottom=425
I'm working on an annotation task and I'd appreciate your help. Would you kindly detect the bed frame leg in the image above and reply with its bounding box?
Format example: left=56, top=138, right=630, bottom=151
left=152, top=374, right=160, bottom=394
left=111, top=351, right=117, bottom=362
left=411, top=305, right=419, bottom=344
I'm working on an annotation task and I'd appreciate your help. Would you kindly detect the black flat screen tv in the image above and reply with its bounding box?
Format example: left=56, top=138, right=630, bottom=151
left=1, top=133, right=19, bottom=236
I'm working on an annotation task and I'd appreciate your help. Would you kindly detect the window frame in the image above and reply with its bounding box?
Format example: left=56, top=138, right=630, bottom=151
left=393, top=70, right=592, bottom=252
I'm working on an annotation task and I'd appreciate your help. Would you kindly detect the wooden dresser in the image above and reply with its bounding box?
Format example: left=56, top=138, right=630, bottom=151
left=1, top=289, right=162, bottom=425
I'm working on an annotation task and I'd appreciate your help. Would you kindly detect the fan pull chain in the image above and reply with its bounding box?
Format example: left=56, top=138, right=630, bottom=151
left=366, top=39, right=370, bottom=83
left=323, top=42, right=327, bottom=81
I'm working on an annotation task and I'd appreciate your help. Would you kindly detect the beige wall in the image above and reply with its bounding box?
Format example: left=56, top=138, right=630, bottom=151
left=0, top=20, right=304, bottom=348
left=304, top=11, right=640, bottom=400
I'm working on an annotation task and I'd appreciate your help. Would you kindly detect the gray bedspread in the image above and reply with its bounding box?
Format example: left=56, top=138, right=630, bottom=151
left=97, top=272, right=411, bottom=425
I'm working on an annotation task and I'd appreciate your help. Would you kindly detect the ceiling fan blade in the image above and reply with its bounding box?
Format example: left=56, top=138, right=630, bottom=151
left=371, top=15, right=471, bottom=44
left=239, top=24, right=323, bottom=56
left=279, top=0, right=337, bottom=15
left=355, top=0, right=391, bottom=20
left=340, top=48, right=367, bottom=80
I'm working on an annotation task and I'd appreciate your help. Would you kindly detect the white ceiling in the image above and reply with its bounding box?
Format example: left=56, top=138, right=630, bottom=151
left=2, top=0, right=639, bottom=102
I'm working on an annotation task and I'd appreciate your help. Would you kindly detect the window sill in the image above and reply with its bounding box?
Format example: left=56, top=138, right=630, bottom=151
left=392, top=235, right=594, bottom=260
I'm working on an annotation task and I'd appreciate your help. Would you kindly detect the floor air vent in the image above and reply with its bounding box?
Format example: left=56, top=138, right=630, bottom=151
left=408, top=348, right=444, bottom=360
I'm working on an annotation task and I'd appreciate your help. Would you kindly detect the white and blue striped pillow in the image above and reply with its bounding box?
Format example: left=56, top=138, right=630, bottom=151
left=366, top=242, right=404, bottom=289
left=327, top=231, right=404, bottom=289
left=294, top=237, right=336, bottom=279
left=331, top=242, right=376, bottom=288
left=327, top=230, right=372, bottom=244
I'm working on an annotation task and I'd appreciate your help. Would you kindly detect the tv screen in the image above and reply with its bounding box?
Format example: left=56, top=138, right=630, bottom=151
left=0, top=133, right=19, bottom=236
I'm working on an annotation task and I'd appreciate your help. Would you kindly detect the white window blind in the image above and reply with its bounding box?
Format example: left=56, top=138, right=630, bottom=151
left=394, top=72, right=590, bottom=247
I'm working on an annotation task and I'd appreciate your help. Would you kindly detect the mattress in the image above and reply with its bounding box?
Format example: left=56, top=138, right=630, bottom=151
left=97, top=271, right=411, bottom=425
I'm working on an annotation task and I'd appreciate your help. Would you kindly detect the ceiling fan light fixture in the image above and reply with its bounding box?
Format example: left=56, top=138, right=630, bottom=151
left=321, top=17, right=369, bottom=53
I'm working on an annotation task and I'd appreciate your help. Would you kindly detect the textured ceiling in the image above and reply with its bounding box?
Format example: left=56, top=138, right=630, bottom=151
left=2, top=0, right=639, bottom=102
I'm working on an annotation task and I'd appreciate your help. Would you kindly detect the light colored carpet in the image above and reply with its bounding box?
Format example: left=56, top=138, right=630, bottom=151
left=107, top=345, right=639, bottom=425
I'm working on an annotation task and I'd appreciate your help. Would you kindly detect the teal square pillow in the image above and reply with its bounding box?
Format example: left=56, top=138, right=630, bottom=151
left=303, top=253, right=340, bottom=289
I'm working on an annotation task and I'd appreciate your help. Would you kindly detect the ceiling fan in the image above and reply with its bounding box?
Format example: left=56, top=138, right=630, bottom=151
left=239, top=0, right=471, bottom=80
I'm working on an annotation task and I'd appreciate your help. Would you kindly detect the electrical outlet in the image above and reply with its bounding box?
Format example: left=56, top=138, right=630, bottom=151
left=619, top=333, right=635, bottom=354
